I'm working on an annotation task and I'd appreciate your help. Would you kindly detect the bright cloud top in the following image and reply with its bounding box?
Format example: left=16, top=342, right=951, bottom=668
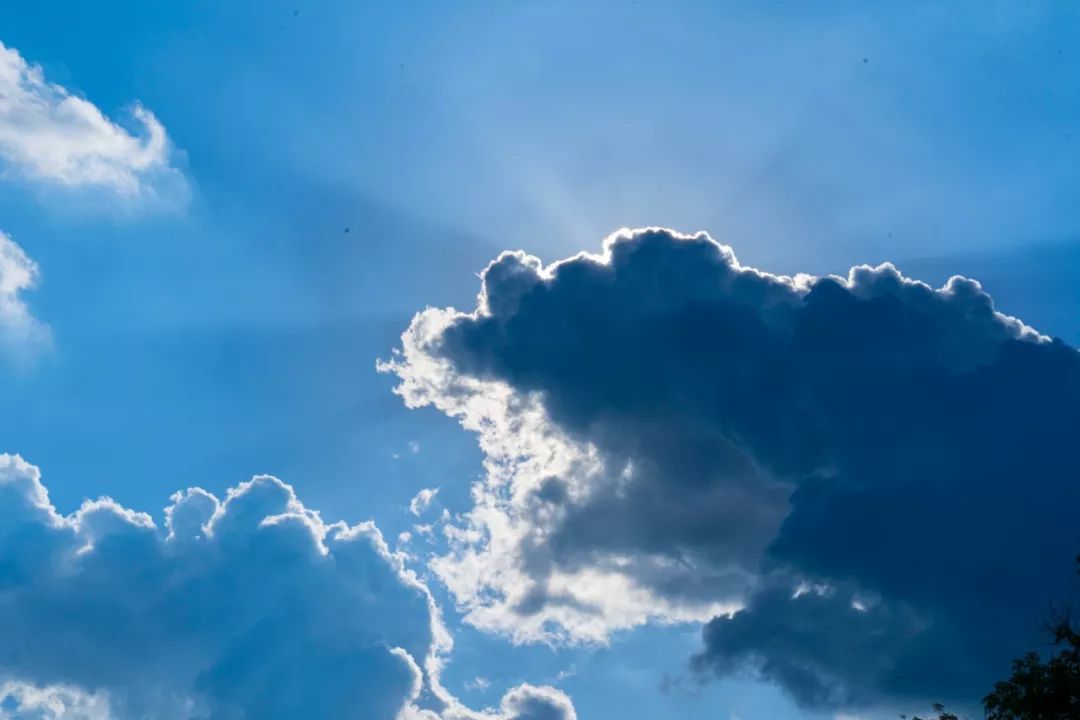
left=0, top=454, right=574, bottom=720
left=383, top=227, right=1080, bottom=711
left=0, top=41, right=180, bottom=196
left=0, top=231, right=47, bottom=358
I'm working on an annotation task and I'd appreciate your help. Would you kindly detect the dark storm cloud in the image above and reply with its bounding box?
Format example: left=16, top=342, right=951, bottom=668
left=388, top=227, right=1080, bottom=708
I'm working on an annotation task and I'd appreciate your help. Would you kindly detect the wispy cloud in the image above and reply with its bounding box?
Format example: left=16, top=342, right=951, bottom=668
left=0, top=680, right=112, bottom=720
left=409, top=487, right=440, bottom=517
left=0, top=231, right=48, bottom=360
left=0, top=41, right=183, bottom=199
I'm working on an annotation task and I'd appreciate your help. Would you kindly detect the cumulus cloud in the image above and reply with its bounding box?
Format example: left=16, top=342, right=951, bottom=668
left=402, top=684, right=576, bottom=720
left=0, top=41, right=182, bottom=197
left=0, top=231, right=48, bottom=358
left=496, top=684, right=577, bottom=720
left=382, top=227, right=1080, bottom=709
left=0, top=454, right=574, bottom=720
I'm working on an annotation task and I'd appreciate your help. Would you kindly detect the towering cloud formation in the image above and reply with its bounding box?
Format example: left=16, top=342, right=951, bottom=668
left=383, top=228, right=1080, bottom=709
left=0, top=454, right=574, bottom=720
left=0, top=41, right=181, bottom=197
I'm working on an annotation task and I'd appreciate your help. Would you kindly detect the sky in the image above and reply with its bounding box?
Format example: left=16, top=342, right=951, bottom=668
left=1, top=1, right=1079, bottom=719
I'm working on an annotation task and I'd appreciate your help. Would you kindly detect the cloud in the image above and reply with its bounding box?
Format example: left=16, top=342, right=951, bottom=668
left=0, top=454, right=574, bottom=720
left=0, top=680, right=112, bottom=720
left=0, top=41, right=182, bottom=198
left=692, top=576, right=930, bottom=709
left=496, top=685, right=577, bottom=720
left=0, top=231, right=48, bottom=359
left=382, top=227, right=1080, bottom=709
left=410, top=488, right=441, bottom=517
left=402, top=683, right=576, bottom=720
left=465, top=677, right=491, bottom=692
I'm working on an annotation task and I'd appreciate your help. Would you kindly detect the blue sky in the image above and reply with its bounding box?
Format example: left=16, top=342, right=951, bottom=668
left=1, top=2, right=1079, bottom=719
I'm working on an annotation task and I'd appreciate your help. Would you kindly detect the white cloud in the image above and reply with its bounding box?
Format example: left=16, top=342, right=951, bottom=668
left=0, top=453, right=574, bottom=720
left=0, top=231, right=48, bottom=359
left=380, top=296, right=739, bottom=644
left=496, top=684, right=578, bottom=720
left=0, top=41, right=182, bottom=198
left=554, top=665, right=577, bottom=682
left=0, top=680, right=113, bottom=720
left=409, top=487, right=440, bottom=517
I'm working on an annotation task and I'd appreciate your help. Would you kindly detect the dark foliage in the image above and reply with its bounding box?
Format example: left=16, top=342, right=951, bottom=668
left=910, top=558, right=1080, bottom=720
left=908, top=702, right=960, bottom=720
left=981, top=557, right=1080, bottom=719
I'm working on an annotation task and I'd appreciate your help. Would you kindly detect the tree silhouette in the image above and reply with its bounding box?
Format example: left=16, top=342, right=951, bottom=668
left=907, top=557, right=1079, bottom=720
left=908, top=701, right=960, bottom=720
left=982, top=556, right=1080, bottom=720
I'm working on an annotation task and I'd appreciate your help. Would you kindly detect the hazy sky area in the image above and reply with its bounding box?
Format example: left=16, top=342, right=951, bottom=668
left=1, top=3, right=1079, bottom=719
